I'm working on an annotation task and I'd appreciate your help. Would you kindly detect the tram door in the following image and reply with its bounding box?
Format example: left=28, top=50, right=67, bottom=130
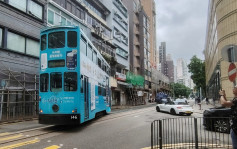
left=83, top=76, right=89, bottom=119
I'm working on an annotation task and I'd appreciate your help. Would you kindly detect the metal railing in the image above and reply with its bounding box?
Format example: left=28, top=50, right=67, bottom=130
left=151, top=117, right=232, bottom=149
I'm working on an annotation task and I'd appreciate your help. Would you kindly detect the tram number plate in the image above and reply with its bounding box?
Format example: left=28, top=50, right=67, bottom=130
left=71, top=115, right=78, bottom=119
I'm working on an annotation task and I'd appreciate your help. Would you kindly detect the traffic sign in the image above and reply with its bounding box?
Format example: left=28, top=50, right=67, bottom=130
left=228, top=63, right=237, bottom=82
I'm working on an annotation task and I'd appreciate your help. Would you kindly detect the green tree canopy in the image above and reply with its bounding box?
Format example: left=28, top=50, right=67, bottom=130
left=187, top=55, right=206, bottom=96
left=172, top=83, right=192, bottom=98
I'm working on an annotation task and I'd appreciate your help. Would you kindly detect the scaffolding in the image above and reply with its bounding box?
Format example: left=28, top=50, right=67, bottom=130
left=0, top=68, right=39, bottom=123
left=126, top=72, right=145, bottom=105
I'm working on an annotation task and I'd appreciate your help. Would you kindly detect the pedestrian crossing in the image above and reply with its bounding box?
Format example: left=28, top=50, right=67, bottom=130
left=0, top=132, right=61, bottom=149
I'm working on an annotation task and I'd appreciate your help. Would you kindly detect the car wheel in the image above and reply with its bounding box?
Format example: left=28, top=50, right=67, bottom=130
left=170, top=109, right=176, bottom=115
left=156, top=106, right=160, bottom=112
left=186, top=113, right=191, bottom=116
left=213, top=119, right=229, bottom=133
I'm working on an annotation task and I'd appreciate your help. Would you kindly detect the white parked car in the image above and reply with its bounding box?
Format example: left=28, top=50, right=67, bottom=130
left=156, top=101, right=193, bottom=116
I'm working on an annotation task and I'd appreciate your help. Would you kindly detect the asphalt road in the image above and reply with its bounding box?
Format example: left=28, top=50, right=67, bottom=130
left=0, top=104, right=231, bottom=149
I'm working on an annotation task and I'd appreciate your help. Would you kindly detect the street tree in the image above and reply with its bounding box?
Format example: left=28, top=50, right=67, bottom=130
left=187, top=55, right=206, bottom=97
left=172, top=83, right=192, bottom=98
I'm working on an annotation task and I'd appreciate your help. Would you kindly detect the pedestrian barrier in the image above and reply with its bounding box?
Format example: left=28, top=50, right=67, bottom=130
left=151, top=117, right=232, bottom=149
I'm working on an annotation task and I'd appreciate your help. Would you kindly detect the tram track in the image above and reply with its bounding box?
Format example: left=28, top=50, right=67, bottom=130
left=0, top=125, right=62, bottom=147
left=0, top=106, right=154, bottom=148
left=92, top=107, right=154, bottom=124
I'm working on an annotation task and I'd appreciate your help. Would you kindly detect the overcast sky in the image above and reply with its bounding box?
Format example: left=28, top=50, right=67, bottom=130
left=156, top=0, right=209, bottom=64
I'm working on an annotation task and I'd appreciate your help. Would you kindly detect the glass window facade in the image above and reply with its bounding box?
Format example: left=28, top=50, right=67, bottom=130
left=7, top=32, right=25, bottom=53
left=26, top=38, right=40, bottom=57
left=9, top=0, right=27, bottom=12
left=9, top=0, right=43, bottom=20
left=48, top=10, right=54, bottom=24
left=28, top=0, right=43, bottom=19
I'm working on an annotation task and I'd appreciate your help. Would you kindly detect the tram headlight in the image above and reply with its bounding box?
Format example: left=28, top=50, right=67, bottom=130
left=72, top=108, right=77, bottom=113
left=40, top=109, right=43, bottom=113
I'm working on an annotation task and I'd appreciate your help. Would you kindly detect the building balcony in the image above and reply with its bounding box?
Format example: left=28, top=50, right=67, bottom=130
left=133, top=19, right=139, bottom=25
left=134, top=63, right=140, bottom=68
left=134, top=29, right=139, bottom=35
left=134, top=50, right=140, bottom=57
left=134, top=41, right=140, bottom=46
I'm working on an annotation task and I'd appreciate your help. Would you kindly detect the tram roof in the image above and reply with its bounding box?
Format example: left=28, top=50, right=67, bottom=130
left=41, top=25, right=79, bottom=33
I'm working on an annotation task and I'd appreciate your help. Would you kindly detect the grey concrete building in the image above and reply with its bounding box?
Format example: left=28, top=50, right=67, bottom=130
left=0, top=0, right=47, bottom=122
left=100, top=0, right=129, bottom=106
left=159, top=42, right=167, bottom=76
left=166, top=54, right=174, bottom=82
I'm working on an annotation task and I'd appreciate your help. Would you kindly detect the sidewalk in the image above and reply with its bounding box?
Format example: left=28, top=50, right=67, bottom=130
left=111, top=102, right=156, bottom=112
left=189, top=99, right=221, bottom=114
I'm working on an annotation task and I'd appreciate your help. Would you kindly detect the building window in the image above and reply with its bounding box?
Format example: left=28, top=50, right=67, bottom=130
left=9, top=0, right=43, bottom=20
left=28, top=0, right=43, bottom=19
left=26, top=39, right=39, bottom=57
left=0, top=28, right=2, bottom=47
left=66, top=2, right=72, bottom=12
left=7, top=32, right=25, bottom=53
left=61, top=17, right=66, bottom=25
left=48, top=10, right=54, bottom=24
left=9, top=0, right=27, bottom=12
left=54, top=13, right=61, bottom=25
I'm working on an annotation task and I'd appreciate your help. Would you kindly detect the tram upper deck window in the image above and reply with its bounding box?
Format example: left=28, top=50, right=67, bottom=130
left=68, top=31, right=77, bottom=48
left=80, top=35, right=87, bottom=55
left=50, top=72, right=62, bottom=92
left=64, top=72, right=77, bottom=91
left=40, top=73, right=48, bottom=92
left=41, top=34, right=46, bottom=50
left=48, top=31, right=65, bottom=49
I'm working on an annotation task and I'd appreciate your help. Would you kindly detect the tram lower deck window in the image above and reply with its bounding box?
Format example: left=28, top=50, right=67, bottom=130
left=50, top=72, right=62, bottom=92
left=64, top=72, right=77, bottom=91
left=40, top=73, right=48, bottom=92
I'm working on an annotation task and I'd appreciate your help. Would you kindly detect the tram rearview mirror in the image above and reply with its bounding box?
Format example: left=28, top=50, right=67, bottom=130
left=221, top=45, right=237, bottom=62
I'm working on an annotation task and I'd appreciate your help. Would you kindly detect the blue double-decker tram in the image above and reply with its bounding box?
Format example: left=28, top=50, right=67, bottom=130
left=39, top=26, right=111, bottom=125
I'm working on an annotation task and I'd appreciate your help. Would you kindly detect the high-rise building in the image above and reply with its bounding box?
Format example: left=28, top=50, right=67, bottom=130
left=141, top=0, right=157, bottom=69
left=205, top=0, right=237, bottom=100
left=176, top=58, right=188, bottom=86
left=166, top=54, right=174, bottom=82
left=159, top=42, right=167, bottom=76
left=122, top=0, right=153, bottom=103
left=100, top=0, right=129, bottom=106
